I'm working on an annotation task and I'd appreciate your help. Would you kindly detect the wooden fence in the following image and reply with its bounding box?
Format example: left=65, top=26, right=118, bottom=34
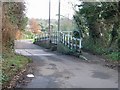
left=34, top=31, right=82, bottom=52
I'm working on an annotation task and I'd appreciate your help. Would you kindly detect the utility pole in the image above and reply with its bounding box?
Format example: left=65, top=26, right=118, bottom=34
left=49, top=0, right=51, bottom=43
left=58, top=0, right=61, bottom=44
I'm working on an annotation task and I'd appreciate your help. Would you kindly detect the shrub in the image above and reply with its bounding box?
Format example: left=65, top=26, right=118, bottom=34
left=57, top=43, right=76, bottom=55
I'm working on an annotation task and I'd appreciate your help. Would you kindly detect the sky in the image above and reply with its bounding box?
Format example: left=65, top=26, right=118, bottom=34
left=25, top=0, right=79, bottom=19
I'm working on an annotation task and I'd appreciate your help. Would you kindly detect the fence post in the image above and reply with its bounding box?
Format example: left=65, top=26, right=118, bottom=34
left=68, top=33, right=70, bottom=48
left=41, top=34, right=42, bottom=41
left=62, top=33, right=64, bottom=44
left=53, top=32, right=54, bottom=43
left=75, top=38, right=78, bottom=51
left=44, top=33, right=45, bottom=40
left=41, top=33, right=42, bottom=40
left=56, top=31, right=57, bottom=44
left=51, top=32, right=53, bottom=42
left=65, top=35, right=67, bottom=46
left=45, top=32, right=47, bottom=40
left=35, top=35, right=37, bottom=42
left=54, top=32, right=55, bottom=44
left=45, top=32, right=46, bottom=40
left=70, top=36, right=72, bottom=50
left=79, top=38, right=82, bottom=53
left=43, top=33, right=44, bottom=40
left=59, top=32, right=61, bottom=43
left=72, top=37, right=74, bottom=49
left=39, top=35, right=40, bottom=41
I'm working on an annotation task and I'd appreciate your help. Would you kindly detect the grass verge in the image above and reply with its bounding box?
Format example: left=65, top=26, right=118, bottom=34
left=1, top=53, right=31, bottom=88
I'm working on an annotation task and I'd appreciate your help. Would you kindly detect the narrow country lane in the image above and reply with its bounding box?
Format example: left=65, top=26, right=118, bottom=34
left=15, top=40, right=118, bottom=88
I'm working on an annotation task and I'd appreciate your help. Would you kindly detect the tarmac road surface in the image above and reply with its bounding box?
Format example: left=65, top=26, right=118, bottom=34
left=15, top=40, right=118, bottom=88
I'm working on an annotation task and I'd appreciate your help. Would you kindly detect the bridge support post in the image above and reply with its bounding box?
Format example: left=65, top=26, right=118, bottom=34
left=79, top=38, right=82, bottom=55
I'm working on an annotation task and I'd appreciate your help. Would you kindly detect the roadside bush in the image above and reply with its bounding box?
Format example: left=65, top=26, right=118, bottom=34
left=106, top=52, right=119, bottom=61
left=22, top=31, right=34, bottom=39
left=34, top=40, right=51, bottom=49
left=82, top=38, right=106, bottom=55
left=57, top=43, right=76, bottom=55
left=82, top=38, right=119, bottom=61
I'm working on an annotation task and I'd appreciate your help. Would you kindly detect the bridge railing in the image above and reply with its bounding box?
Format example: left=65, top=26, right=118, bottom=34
left=34, top=31, right=82, bottom=52
left=59, top=31, right=82, bottom=52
